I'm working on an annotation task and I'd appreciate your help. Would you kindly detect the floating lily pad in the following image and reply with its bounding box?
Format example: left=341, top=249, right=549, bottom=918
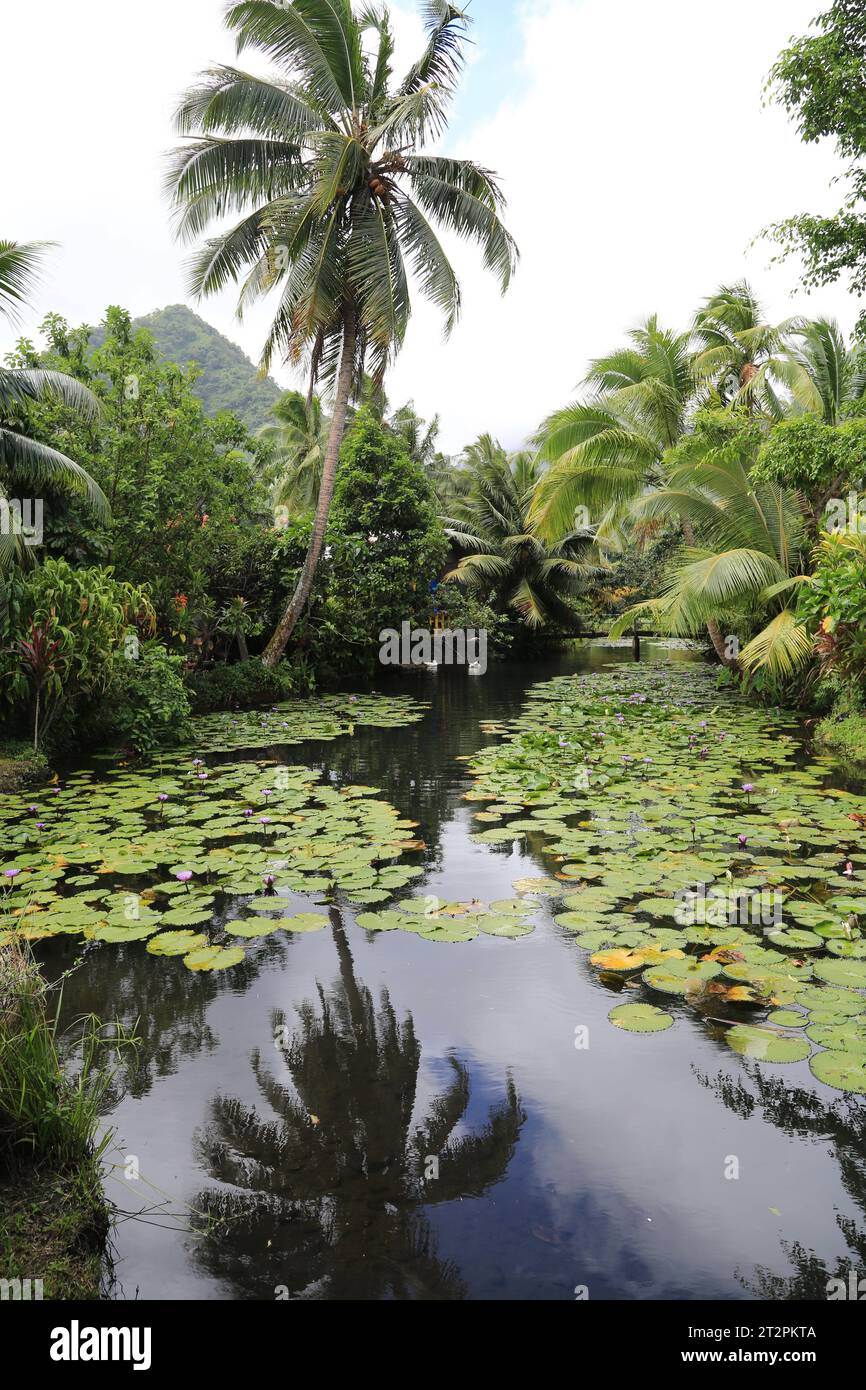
left=766, top=1009, right=807, bottom=1028
left=814, top=959, right=866, bottom=989
left=809, top=1049, right=866, bottom=1093
left=643, top=959, right=721, bottom=994
left=183, top=945, right=246, bottom=972
left=147, top=930, right=209, bottom=956
left=609, top=1003, right=674, bottom=1033
left=726, top=1025, right=811, bottom=1063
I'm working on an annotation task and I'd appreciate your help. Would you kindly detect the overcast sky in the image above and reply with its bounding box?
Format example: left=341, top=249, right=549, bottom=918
left=1, top=0, right=856, bottom=453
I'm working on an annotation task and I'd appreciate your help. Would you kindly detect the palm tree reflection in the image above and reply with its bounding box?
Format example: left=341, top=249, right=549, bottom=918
left=696, top=1062, right=866, bottom=1299
left=192, top=908, right=525, bottom=1298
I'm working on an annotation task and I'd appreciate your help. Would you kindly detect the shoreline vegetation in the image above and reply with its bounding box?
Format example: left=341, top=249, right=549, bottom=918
left=0, top=942, right=128, bottom=1300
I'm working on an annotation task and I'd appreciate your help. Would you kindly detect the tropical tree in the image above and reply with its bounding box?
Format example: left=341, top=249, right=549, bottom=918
left=260, top=389, right=328, bottom=511
left=388, top=400, right=440, bottom=467
left=788, top=317, right=866, bottom=425
left=531, top=316, right=696, bottom=541
left=691, top=281, right=816, bottom=417
left=444, top=437, right=596, bottom=628
left=609, top=413, right=813, bottom=678
left=168, top=0, right=518, bottom=667
left=0, top=240, right=106, bottom=568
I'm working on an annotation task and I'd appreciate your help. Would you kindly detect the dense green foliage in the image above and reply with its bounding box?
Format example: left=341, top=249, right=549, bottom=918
left=445, top=436, right=596, bottom=630
left=7, top=306, right=277, bottom=629
left=324, top=409, right=448, bottom=670
left=766, top=1, right=866, bottom=330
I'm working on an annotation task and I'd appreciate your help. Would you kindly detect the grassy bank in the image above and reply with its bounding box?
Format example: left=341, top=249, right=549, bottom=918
left=0, top=1163, right=109, bottom=1299
left=815, top=710, right=866, bottom=767
left=0, top=943, right=123, bottom=1299
left=0, top=739, right=48, bottom=794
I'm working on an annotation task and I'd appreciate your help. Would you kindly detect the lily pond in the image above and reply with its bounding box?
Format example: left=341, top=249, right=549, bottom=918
left=5, top=644, right=866, bottom=1300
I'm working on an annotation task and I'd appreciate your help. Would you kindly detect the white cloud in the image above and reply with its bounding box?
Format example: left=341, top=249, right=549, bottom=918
left=386, top=0, right=857, bottom=450
left=1, top=0, right=856, bottom=454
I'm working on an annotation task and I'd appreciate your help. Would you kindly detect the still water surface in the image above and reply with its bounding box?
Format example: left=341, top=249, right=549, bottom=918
left=49, top=645, right=866, bottom=1300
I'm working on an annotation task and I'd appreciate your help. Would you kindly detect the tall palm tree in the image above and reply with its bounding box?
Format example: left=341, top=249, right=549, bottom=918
left=389, top=400, right=441, bottom=468
left=259, top=388, right=328, bottom=511
left=531, top=316, right=696, bottom=541
left=788, top=317, right=866, bottom=425
left=168, top=0, right=518, bottom=667
left=0, top=240, right=106, bottom=568
left=444, top=437, right=596, bottom=628
left=691, top=281, right=816, bottom=418
left=609, top=417, right=813, bottom=677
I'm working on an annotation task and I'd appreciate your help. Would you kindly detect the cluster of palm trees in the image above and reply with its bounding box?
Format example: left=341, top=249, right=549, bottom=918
left=0, top=240, right=106, bottom=570
left=7, top=0, right=864, bottom=682
left=259, top=278, right=865, bottom=669
left=524, top=284, right=866, bottom=675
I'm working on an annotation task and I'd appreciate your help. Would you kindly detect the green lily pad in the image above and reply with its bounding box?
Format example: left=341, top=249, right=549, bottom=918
left=609, top=1003, right=674, bottom=1033
left=147, top=930, right=209, bottom=956
left=726, top=1025, right=811, bottom=1063
left=809, top=1049, right=866, bottom=1093
left=183, top=945, right=246, bottom=972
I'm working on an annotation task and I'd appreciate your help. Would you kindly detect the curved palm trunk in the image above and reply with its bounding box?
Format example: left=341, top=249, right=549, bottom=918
left=681, top=518, right=740, bottom=671
left=262, top=306, right=358, bottom=670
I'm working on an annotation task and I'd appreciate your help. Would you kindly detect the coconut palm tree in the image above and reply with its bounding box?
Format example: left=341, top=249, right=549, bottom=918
left=444, top=437, right=596, bottom=628
left=168, top=0, right=518, bottom=667
left=788, top=317, right=866, bottom=425
left=691, top=281, right=817, bottom=418
left=531, top=316, right=696, bottom=541
left=0, top=240, right=107, bottom=568
left=259, top=388, right=328, bottom=511
left=608, top=414, right=813, bottom=677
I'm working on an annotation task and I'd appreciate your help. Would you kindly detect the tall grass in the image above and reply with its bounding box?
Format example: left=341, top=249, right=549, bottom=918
left=0, top=940, right=127, bottom=1170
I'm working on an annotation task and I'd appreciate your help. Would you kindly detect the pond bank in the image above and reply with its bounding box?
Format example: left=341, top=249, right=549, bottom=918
left=0, top=1160, right=108, bottom=1300
left=0, top=739, right=47, bottom=794
left=0, top=944, right=114, bottom=1300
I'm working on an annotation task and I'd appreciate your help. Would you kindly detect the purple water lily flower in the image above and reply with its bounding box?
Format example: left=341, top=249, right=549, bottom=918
left=28, top=805, right=38, bottom=814
left=243, top=808, right=253, bottom=818
left=844, top=861, right=855, bottom=878
left=158, top=793, right=169, bottom=803
left=176, top=871, right=193, bottom=882
left=738, top=835, right=748, bottom=850
left=192, top=758, right=204, bottom=768
left=261, top=789, right=273, bottom=799
left=4, top=868, right=20, bottom=879
left=35, top=822, right=46, bottom=831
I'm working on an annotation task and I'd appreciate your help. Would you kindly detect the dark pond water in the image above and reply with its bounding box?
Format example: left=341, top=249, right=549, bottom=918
left=45, top=644, right=866, bottom=1300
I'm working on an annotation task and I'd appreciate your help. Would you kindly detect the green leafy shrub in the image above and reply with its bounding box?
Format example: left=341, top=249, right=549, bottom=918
left=797, top=530, right=866, bottom=682
left=79, top=642, right=194, bottom=752
left=186, top=659, right=311, bottom=713
left=752, top=416, right=866, bottom=521
left=0, top=559, right=153, bottom=750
